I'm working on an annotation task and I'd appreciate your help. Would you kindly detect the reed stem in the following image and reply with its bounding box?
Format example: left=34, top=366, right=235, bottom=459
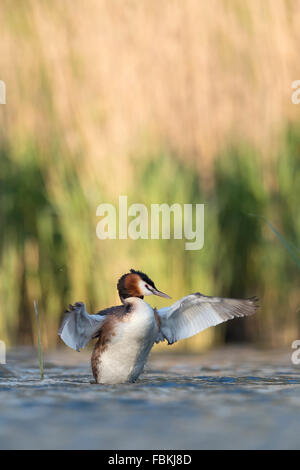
left=34, top=300, right=44, bottom=380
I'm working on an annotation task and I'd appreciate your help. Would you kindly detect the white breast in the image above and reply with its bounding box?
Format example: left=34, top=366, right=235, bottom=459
left=96, top=298, right=158, bottom=384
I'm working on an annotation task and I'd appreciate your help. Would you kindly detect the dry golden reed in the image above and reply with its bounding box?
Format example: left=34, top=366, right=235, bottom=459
left=0, top=0, right=300, bottom=350
left=1, top=0, right=300, bottom=174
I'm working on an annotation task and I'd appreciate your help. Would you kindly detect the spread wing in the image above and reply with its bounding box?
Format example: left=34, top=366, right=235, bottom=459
left=156, top=293, right=258, bottom=344
left=58, top=302, right=106, bottom=351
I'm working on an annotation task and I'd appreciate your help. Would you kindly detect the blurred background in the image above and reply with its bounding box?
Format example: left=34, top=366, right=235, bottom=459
left=0, top=0, right=300, bottom=352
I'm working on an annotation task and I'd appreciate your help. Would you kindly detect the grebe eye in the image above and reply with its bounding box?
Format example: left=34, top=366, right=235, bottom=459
left=145, top=284, right=152, bottom=292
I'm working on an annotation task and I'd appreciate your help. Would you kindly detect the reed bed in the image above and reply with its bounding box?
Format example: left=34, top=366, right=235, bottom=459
left=0, top=0, right=300, bottom=349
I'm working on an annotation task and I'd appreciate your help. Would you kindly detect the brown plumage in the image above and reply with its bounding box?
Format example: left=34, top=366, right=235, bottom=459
left=124, top=273, right=141, bottom=298
left=91, top=316, right=116, bottom=383
left=91, top=303, right=133, bottom=382
left=117, top=269, right=160, bottom=300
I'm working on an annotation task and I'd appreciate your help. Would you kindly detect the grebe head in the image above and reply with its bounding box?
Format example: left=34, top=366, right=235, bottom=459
left=117, top=269, right=171, bottom=302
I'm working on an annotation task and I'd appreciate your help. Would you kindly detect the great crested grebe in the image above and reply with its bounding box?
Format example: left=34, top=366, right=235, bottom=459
left=58, top=269, right=258, bottom=384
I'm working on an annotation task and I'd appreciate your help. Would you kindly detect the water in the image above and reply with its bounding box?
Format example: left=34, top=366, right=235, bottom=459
left=1, top=346, right=300, bottom=449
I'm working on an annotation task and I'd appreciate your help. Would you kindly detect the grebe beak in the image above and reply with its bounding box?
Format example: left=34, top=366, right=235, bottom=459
left=152, top=288, right=171, bottom=299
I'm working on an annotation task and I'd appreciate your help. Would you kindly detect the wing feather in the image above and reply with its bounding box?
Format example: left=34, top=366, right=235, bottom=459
left=156, top=293, right=258, bottom=344
left=58, top=302, right=105, bottom=351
